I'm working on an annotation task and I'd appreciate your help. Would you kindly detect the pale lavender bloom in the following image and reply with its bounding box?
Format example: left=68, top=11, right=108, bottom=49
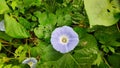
left=51, top=26, right=79, bottom=53
left=22, top=57, right=37, bottom=68
left=0, top=20, right=5, bottom=31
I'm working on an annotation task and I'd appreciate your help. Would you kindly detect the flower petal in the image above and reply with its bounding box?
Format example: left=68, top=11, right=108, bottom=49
left=60, top=26, right=78, bottom=38
left=51, top=40, right=68, bottom=53
left=67, top=38, right=79, bottom=51
left=51, top=26, right=79, bottom=53
left=0, top=20, right=5, bottom=31
left=22, top=57, right=37, bottom=68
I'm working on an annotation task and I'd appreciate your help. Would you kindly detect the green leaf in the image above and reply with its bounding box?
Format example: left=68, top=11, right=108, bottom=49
left=34, top=11, right=57, bottom=26
left=111, top=0, right=120, bottom=18
left=32, top=16, right=37, bottom=21
left=23, top=0, right=35, bottom=7
left=11, top=1, right=17, bottom=10
left=56, top=53, right=80, bottom=68
left=93, top=53, right=102, bottom=66
left=43, top=25, right=54, bottom=42
left=0, top=31, right=13, bottom=41
left=79, top=34, right=98, bottom=48
left=73, top=27, right=87, bottom=38
left=37, top=61, right=57, bottom=68
left=73, top=47, right=98, bottom=65
left=48, top=13, right=57, bottom=26
left=34, top=11, right=45, bottom=24
left=20, top=64, right=30, bottom=68
left=41, top=45, right=63, bottom=62
left=0, top=64, right=4, bottom=68
left=94, top=25, right=120, bottom=46
left=95, top=31, right=112, bottom=44
left=23, top=0, right=41, bottom=7
left=34, top=25, right=44, bottom=38
left=12, top=65, right=21, bottom=68
left=108, top=46, right=115, bottom=53
left=98, top=62, right=109, bottom=68
left=30, top=47, right=41, bottom=57
left=111, top=0, right=120, bottom=10
left=39, top=52, right=94, bottom=68
left=18, top=17, right=31, bottom=30
left=108, top=53, right=120, bottom=68
left=109, top=41, right=120, bottom=47
left=4, top=14, right=30, bottom=38
left=14, top=46, right=24, bottom=57
left=84, top=0, right=119, bottom=27
left=39, top=54, right=80, bottom=68
left=3, top=64, right=12, bottom=68
left=14, top=46, right=27, bottom=62
left=34, top=25, right=53, bottom=41
left=102, top=45, right=109, bottom=53
left=0, top=0, right=10, bottom=14
left=33, top=40, right=49, bottom=56
left=57, top=14, right=72, bottom=26
left=73, top=34, right=98, bottom=66
left=0, top=53, right=7, bottom=59
left=0, top=42, right=2, bottom=51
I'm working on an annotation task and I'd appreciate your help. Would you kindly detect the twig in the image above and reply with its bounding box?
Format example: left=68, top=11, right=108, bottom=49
left=2, top=46, right=15, bottom=55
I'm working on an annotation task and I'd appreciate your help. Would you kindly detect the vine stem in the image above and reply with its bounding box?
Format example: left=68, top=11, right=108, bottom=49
left=103, top=57, right=111, bottom=68
left=116, top=23, right=120, bottom=32
left=0, top=39, right=20, bottom=46
left=25, top=39, right=31, bottom=57
left=28, top=47, right=31, bottom=57
left=2, top=46, right=15, bottom=55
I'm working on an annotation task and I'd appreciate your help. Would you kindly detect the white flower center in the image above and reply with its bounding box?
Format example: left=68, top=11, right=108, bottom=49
left=60, top=35, right=69, bottom=44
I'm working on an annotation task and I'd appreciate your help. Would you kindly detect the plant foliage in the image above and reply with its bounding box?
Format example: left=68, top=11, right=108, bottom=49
left=0, top=0, right=120, bottom=68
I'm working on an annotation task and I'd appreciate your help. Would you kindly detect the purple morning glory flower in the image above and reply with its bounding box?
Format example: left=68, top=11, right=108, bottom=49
left=22, top=57, right=37, bottom=68
left=0, top=20, right=5, bottom=31
left=51, top=26, right=79, bottom=53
